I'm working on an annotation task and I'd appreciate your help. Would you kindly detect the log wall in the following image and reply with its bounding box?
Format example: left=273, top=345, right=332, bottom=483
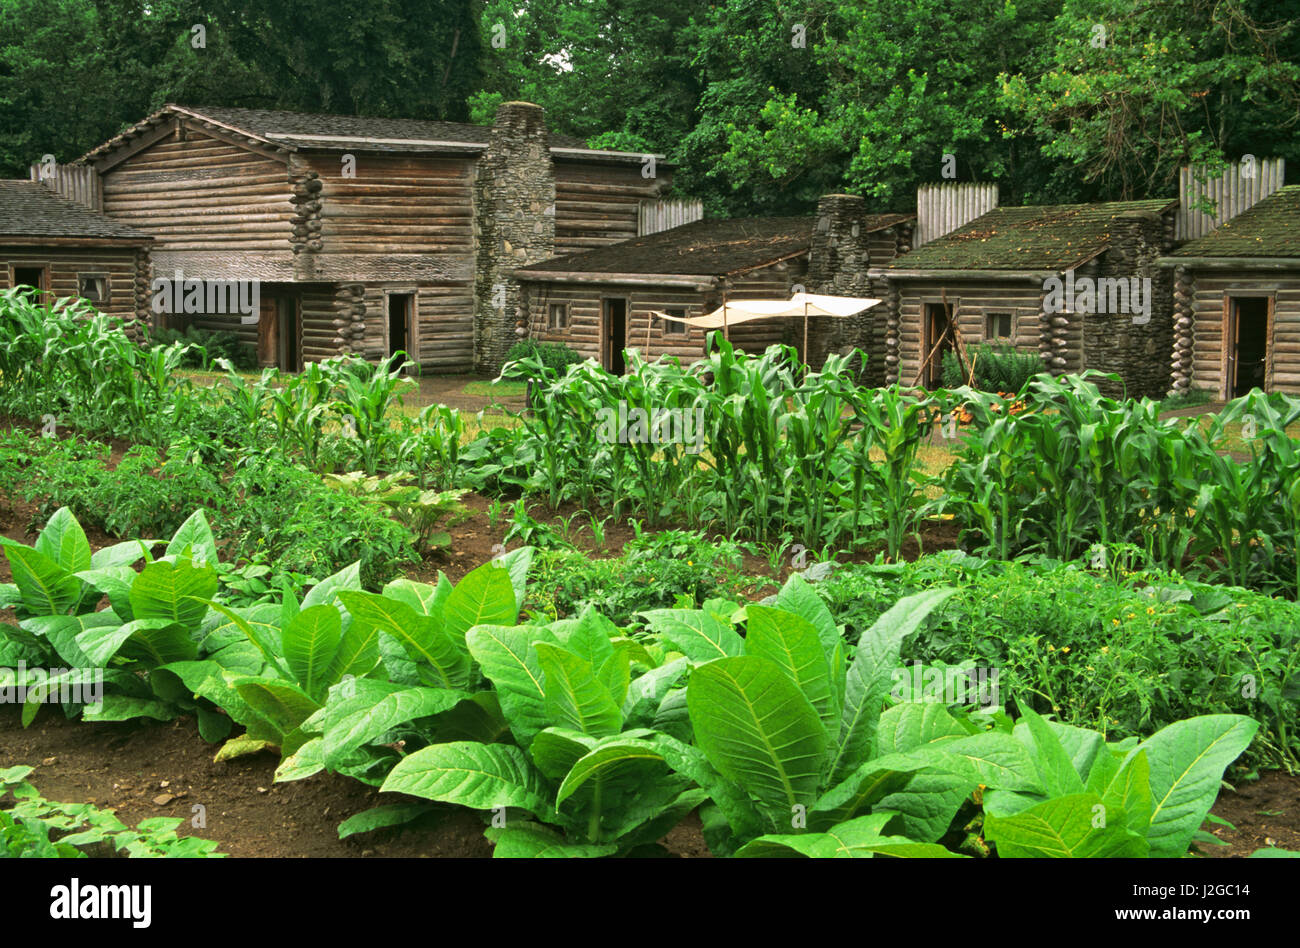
left=2, top=245, right=149, bottom=328
left=294, top=153, right=476, bottom=284
left=523, top=258, right=806, bottom=366
left=893, top=281, right=1046, bottom=387
left=553, top=160, right=672, bottom=255
left=100, top=125, right=296, bottom=281
left=1184, top=268, right=1300, bottom=397
left=356, top=283, right=475, bottom=370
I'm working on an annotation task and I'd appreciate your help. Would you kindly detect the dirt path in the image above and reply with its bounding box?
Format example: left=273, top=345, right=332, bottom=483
left=403, top=375, right=526, bottom=414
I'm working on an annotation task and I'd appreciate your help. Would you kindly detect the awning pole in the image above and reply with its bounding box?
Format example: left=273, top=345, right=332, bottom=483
left=802, top=297, right=809, bottom=372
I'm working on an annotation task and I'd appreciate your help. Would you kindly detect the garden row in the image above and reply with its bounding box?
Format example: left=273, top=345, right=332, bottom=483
left=0, top=508, right=1276, bottom=857
left=4, top=292, right=1300, bottom=601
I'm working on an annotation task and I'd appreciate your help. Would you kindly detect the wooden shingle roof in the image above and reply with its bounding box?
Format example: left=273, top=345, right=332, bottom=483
left=1170, top=185, right=1300, bottom=259
left=190, top=105, right=589, bottom=150
left=76, top=104, right=648, bottom=164
left=0, top=180, right=148, bottom=242
left=884, top=199, right=1178, bottom=272
left=519, top=214, right=910, bottom=278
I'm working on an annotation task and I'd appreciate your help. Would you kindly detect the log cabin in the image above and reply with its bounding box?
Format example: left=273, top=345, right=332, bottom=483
left=65, top=101, right=671, bottom=373
left=515, top=195, right=913, bottom=375
left=869, top=199, right=1179, bottom=398
left=0, top=179, right=152, bottom=332
left=1160, top=185, right=1300, bottom=398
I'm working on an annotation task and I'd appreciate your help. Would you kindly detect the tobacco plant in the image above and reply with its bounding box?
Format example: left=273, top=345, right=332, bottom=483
left=640, top=576, right=972, bottom=854
left=370, top=604, right=703, bottom=855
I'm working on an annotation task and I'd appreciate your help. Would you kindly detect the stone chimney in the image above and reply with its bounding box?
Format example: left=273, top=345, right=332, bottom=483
left=473, top=102, right=556, bottom=373
left=1082, top=208, right=1176, bottom=400
left=805, top=193, right=909, bottom=383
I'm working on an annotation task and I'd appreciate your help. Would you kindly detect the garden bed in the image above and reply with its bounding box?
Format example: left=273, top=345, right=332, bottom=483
left=1, top=695, right=1290, bottom=859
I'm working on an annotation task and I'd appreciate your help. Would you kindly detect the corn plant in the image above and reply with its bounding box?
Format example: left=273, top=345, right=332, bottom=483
left=331, top=353, right=416, bottom=473
left=848, top=383, right=939, bottom=559
left=400, top=403, right=466, bottom=489
left=935, top=388, right=1039, bottom=561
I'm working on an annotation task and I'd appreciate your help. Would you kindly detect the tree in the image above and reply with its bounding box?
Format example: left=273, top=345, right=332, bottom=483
left=689, top=0, right=1067, bottom=213
left=468, top=0, right=700, bottom=157
left=0, top=0, right=482, bottom=177
left=998, top=0, right=1300, bottom=200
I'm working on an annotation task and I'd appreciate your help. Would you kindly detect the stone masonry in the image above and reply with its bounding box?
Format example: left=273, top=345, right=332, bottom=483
left=473, top=102, right=556, bottom=372
left=806, top=193, right=910, bottom=383
left=1078, top=209, right=1176, bottom=399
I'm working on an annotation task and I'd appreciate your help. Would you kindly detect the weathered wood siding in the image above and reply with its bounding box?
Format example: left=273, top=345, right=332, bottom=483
left=1186, top=269, right=1300, bottom=396
left=99, top=126, right=295, bottom=281
left=526, top=282, right=709, bottom=363
left=297, top=153, right=476, bottom=284
left=2, top=245, right=148, bottom=325
left=895, top=281, right=1046, bottom=385
left=523, top=259, right=805, bottom=366
left=356, top=283, right=475, bottom=370
left=553, top=160, right=671, bottom=255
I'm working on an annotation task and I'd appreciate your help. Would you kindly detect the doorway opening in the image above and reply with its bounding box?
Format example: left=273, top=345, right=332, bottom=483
left=922, top=302, right=955, bottom=389
left=388, top=293, right=414, bottom=364
left=602, top=298, right=627, bottom=375
left=12, top=266, right=45, bottom=302
left=1229, top=297, right=1270, bottom=398
left=257, top=294, right=302, bottom=371
left=278, top=299, right=302, bottom=373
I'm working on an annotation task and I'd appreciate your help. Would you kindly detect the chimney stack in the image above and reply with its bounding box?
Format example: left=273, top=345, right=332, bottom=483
left=473, top=102, right=556, bottom=372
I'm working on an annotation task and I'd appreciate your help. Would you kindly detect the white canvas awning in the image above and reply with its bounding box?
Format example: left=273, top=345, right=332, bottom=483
left=653, top=292, right=880, bottom=329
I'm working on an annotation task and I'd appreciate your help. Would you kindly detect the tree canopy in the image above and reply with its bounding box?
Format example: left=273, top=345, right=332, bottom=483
left=1, top=0, right=1295, bottom=214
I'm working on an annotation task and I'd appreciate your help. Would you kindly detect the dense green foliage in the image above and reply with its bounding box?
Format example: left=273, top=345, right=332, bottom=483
left=0, top=510, right=1264, bottom=857
left=498, top=339, right=935, bottom=554
left=0, top=0, right=481, bottom=176
left=937, top=373, right=1300, bottom=595
left=145, top=325, right=257, bottom=370
left=4, top=0, right=1296, bottom=210
left=3, top=291, right=1297, bottom=858
left=942, top=343, right=1043, bottom=393
left=814, top=554, right=1300, bottom=770
left=527, top=528, right=748, bottom=625
left=503, top=339, right=584, bottom=377
left=471, top=0, right=1300, bottom=213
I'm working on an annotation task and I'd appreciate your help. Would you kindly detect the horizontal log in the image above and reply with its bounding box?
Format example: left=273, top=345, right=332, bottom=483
left=103, top=174, right=289, bottom=195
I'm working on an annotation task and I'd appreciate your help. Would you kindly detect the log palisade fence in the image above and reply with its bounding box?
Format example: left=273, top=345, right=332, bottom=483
left=1175, top=159, right=1286, bottom=241
left=29, top=162, right=102, bottom=211
left=637, top=198, right=703, bottom=237
left=913, top=182, right=999, bottom=247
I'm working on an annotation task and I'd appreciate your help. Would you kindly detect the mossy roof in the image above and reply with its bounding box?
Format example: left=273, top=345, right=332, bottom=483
left=884, top=199, right=1178, bottom=272
left=1170, top=185, right=1300, bottom=259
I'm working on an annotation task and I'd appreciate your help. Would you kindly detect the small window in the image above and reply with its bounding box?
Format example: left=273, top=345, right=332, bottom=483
left=662, top=307, right=688, bottom=336
left=547, top=302, right=569, bottom=330
left=985, top=312, right=1013, bottom=340
left=78, top=274, right=109, bottom=304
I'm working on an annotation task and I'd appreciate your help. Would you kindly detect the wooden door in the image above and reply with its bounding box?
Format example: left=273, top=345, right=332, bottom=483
left=602, top=298, right=627, bottom=375
left=257, top=296, right=279, bottom=368
left=278, top=298, right=302, bottom=373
